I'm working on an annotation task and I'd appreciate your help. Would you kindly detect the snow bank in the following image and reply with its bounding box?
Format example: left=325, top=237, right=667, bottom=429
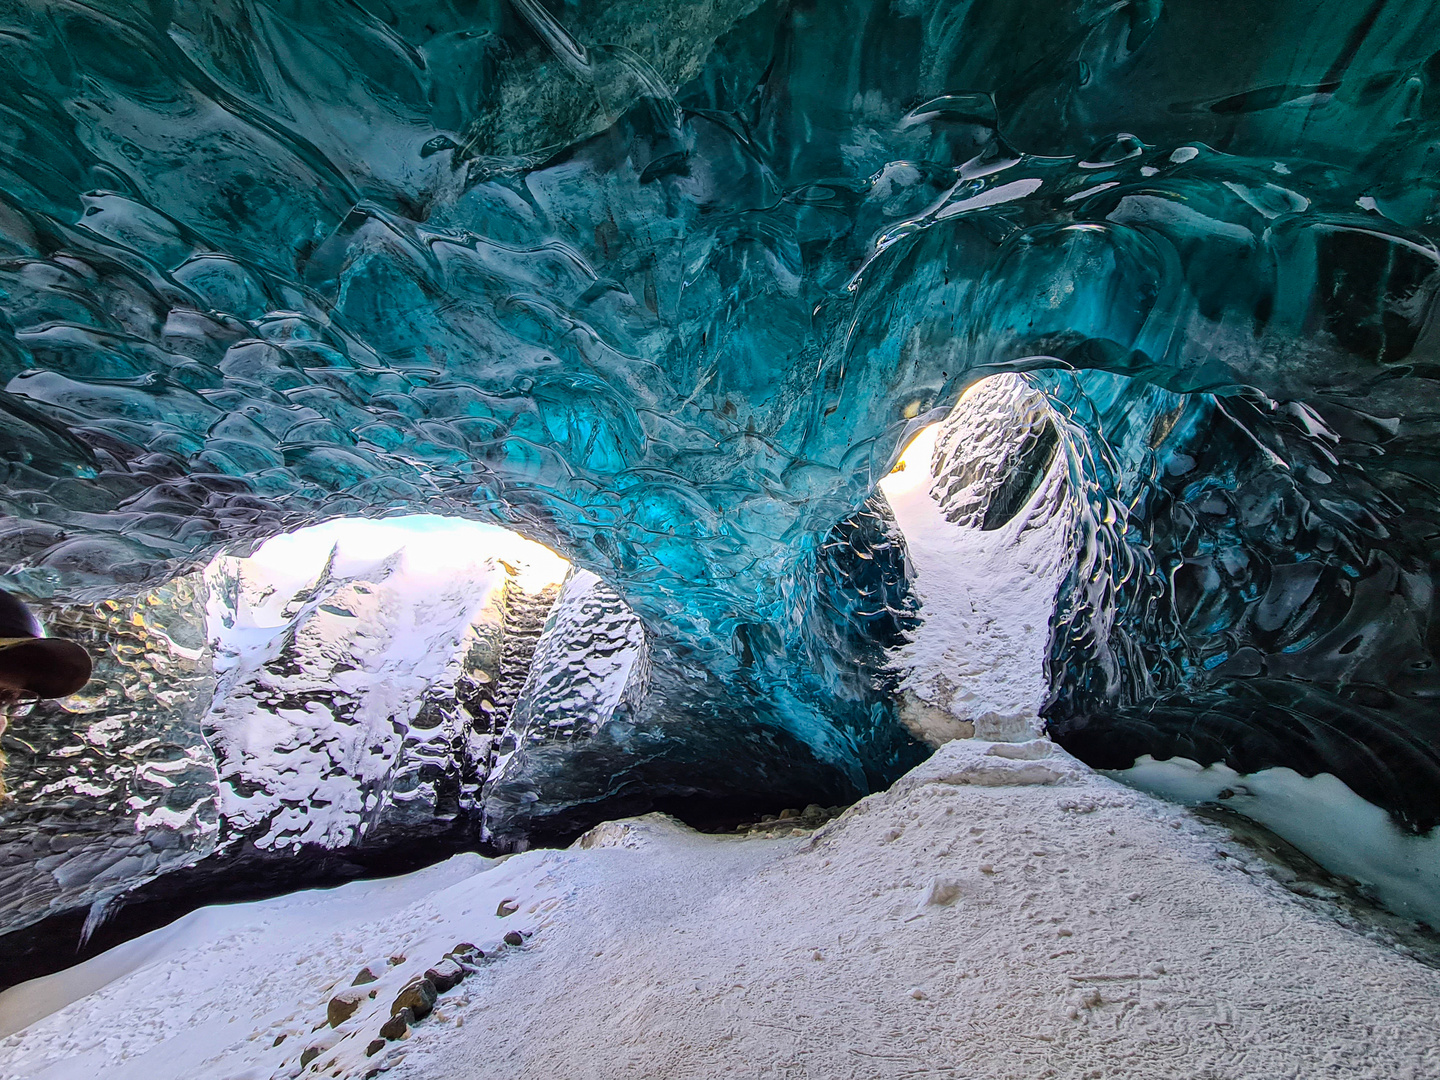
left=1118, top=755, right=1440, bottom=929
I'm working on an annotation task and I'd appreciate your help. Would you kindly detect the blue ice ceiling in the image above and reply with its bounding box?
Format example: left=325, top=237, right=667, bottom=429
left=0, top=0, right=1438, bottom=839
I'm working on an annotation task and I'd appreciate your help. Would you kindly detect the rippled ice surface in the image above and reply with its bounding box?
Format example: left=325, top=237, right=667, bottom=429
left=0, top=0, right=1436, bottom=887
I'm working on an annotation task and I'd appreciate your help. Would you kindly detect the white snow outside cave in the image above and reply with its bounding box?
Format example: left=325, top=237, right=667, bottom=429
left=879, top=408, right=1075, bottom=745
left=202, top=516, right=569, bottom=850
left=207, top=516, right=569, bottom=690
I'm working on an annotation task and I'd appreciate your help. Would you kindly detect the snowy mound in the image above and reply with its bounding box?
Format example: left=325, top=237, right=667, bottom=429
left=4, top=739, right=1436, bottom=1079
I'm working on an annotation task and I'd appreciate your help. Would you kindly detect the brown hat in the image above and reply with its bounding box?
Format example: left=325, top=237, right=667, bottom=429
left=0, top=590, right=92, bottom=699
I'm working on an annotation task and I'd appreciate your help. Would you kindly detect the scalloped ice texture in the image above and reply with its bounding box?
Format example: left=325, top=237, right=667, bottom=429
left=0, top=1, right=1437, bottom=848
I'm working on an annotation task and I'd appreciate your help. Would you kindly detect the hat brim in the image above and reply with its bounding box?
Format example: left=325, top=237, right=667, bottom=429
left=0, top=637, right=93, bottom=698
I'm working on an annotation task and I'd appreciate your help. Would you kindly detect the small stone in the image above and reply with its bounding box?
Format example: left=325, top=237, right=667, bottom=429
left=909, top=987, right=928, bottom=1001
left=388, top=955, right=405, bottom=966
left=272, top=1033, right=287, bottom=1047
left=778, top=808, right=799, bottom=820
left=425, top=958, right=465, bottom=993
left=300, top=1047, right=322, bottom=1067
left=391, top=978, right=437, bottom=1021
left=979, top=863, right=995, bottom=874
left=352, top=965, right=381, bottom=986
left=1057, top=928, right=1073, bottom=938
left=1290, top=880, right=1341, bottom=900
left=811, top=950, right=824, bottom=961
left=365, top=1039, right=386, bottom=1057
left=379, top=1007, right=411, bottom=1041
left=1127, top=891, right=1141, bottom=902
left=327, top=990, right=366, bottom=1028
left=503, top=930, right=525, bottom=947
left=496, top=899, right=520, bottom=917
left=447, top=943, right=484, bottom=969
left=921, top=877, right=963, bottom=907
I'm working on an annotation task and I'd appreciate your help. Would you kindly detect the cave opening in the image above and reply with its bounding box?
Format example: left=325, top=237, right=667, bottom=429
left=0, top=515, right=586, bottom=988
left=881, top=370, right=1440, bottom=936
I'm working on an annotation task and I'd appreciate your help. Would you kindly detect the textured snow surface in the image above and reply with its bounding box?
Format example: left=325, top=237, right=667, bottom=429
left=3, top=741, right=1437, bottom=1079
left=1118, top=756, right=1440, bottom=930
left=0, top=851, right=558, bottom=1072
left=204, top=517, right=569, bottom=851
left=879, top=394, right=1074, bottom=745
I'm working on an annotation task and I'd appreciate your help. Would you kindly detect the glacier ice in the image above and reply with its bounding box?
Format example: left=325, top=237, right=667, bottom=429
left=0, top=578, right=217, bottom=940
left=0, top=0, right=1438, bottom=919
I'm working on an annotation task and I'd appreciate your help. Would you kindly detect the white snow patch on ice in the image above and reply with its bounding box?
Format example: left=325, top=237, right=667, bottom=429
left=1117, top=755, right=1440, bottom=929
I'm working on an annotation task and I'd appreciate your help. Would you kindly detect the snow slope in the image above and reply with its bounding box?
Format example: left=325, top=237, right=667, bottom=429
left=203, top=516, right=570, bottom=851
left=0, top=851, right=558, bottom=1073
left=879, top=406, right=1074, bottom=745
left=4, top=739, right=1436, bottom=1080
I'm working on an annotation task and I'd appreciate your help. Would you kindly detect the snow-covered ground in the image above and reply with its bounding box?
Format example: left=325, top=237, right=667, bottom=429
left=2, top=738, right=1436, bottom=1080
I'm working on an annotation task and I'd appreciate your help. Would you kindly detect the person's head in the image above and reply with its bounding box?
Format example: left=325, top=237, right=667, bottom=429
left=0, top=590, right=92, bottom=702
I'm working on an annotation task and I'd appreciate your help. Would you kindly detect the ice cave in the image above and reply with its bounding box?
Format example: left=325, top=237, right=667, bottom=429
left=0, top=0, right=1438, bottom=1076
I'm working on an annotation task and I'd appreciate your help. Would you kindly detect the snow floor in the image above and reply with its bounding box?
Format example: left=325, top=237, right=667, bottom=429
left=3, top=739, right=1437, bottom=1080
left=1118, top=756, right=1440, bottom=931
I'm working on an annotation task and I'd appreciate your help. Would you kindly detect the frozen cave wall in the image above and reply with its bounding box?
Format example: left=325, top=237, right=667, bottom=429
left=0, top=0, right=1437, bottom=936
left=0, top=578, right=217, bottom=941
